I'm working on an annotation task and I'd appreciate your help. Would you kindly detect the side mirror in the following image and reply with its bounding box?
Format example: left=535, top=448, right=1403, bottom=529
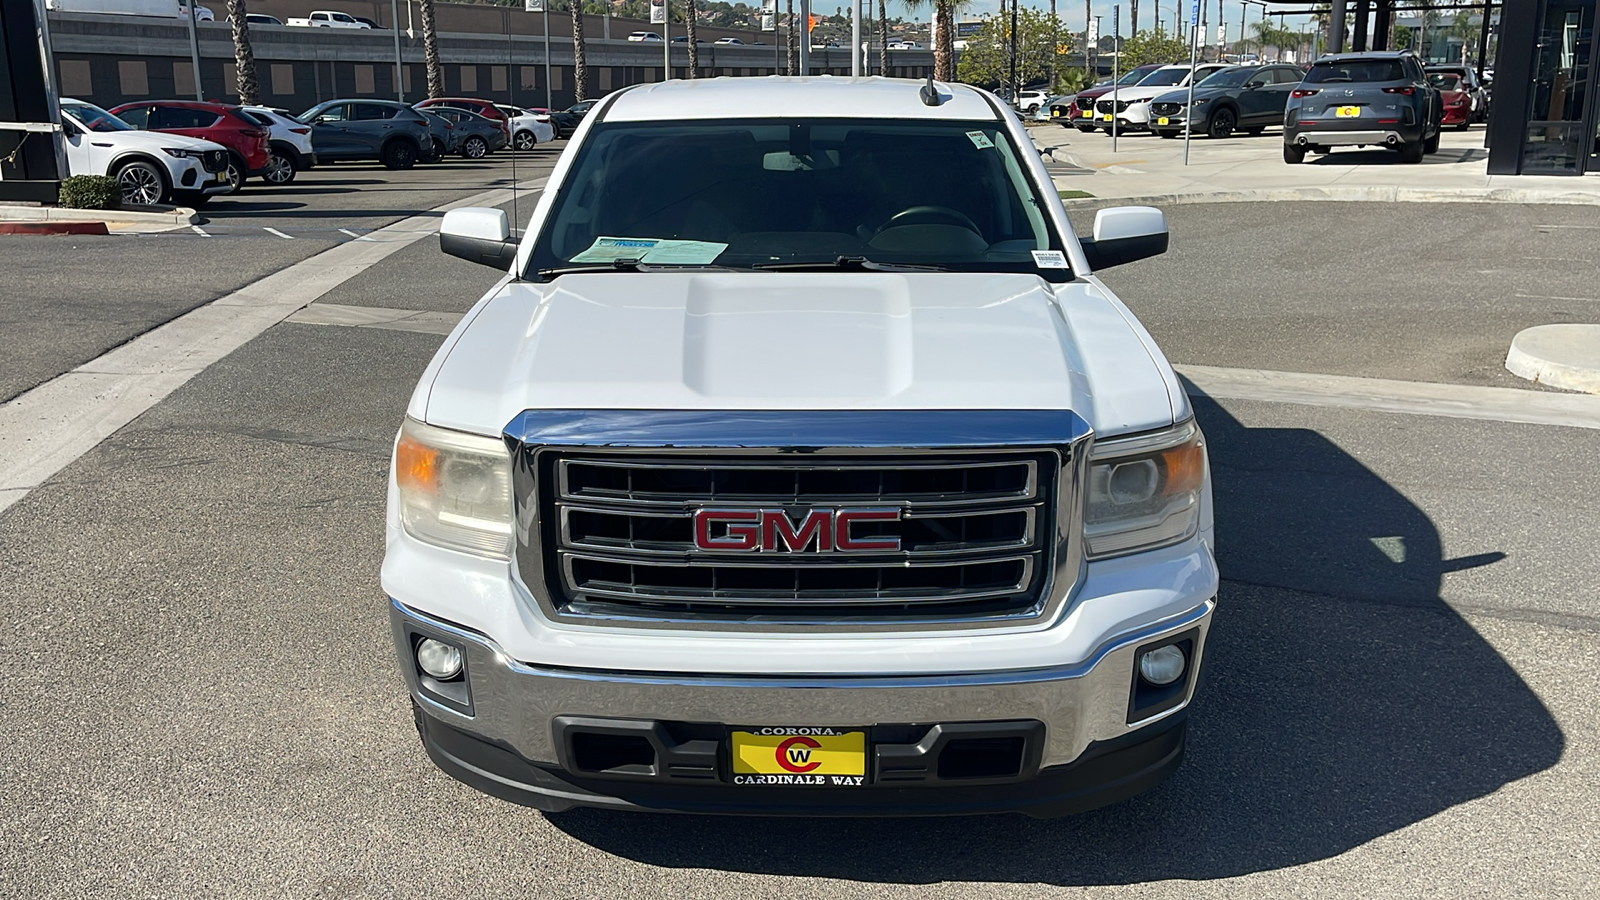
left=61, top=120, right=79, bottom=138
left=1079, top=206, right=1168, bottom=270
left=440, top=207, right=518, bottom=270
left=1244, top=80, right=1264, bottom=89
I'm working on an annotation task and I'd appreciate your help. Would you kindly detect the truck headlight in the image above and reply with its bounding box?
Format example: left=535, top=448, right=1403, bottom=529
left=1084, top=421, right=1205, bottom=560
left=394, top=418, right=513, bottom=559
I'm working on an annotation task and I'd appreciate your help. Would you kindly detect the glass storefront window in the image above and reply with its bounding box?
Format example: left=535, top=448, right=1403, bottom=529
left=1523, top=1, right=1596, bottom=173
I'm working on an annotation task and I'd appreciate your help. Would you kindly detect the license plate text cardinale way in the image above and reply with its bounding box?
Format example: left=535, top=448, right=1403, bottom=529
left=731, top=728, right=866, bottom=786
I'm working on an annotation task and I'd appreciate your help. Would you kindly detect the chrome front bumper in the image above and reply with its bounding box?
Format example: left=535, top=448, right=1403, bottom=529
left=390, top=596, right=1214, bottom=770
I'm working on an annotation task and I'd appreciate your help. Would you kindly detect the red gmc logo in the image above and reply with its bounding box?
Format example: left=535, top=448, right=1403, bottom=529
left=692, top=508, right=902, bottom=553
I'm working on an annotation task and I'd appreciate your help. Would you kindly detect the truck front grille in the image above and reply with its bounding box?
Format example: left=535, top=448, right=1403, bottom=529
left=532, top=453, right=1058, bottom=624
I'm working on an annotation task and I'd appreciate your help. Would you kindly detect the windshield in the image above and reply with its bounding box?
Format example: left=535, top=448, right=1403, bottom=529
left=62, top=102, right=133, bottom=132
left=1196, top=67, right=1255, bottom=88
left=1428, top=73, right=1463, bottom=90
left=1117, top=67, right=1154, bottom=85
left=1305, top=60, right=1406, bottom=83
left=1138, top=68, right=1190, bottom=87
left=528, top=118, right=1067, bottom=279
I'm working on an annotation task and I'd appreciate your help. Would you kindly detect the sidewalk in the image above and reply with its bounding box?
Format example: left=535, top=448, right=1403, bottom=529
left=1029, top=123, right=1600, bottom=205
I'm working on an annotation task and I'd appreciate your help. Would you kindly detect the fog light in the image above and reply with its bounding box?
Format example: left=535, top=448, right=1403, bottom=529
left=1139, top=645, right=1186, bottom=686
left=416, top=638, right=463, bottom=680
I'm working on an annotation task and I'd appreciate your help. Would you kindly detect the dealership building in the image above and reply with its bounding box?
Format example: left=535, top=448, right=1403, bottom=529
left=1488, top=0, right=1598, bottom=175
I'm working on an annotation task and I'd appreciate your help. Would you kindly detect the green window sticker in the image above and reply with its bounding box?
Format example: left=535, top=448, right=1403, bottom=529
left=570, top=236, right=729, bottom=265
left=966, top=131, right=995, bottom=150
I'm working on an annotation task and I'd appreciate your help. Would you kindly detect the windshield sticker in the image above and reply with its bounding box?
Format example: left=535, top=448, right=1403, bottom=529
left=570, top=236, right=729, bottom=266
left=1031, top=250, right=1069, bottom=269
left=966, top=130, right=995, bottom=149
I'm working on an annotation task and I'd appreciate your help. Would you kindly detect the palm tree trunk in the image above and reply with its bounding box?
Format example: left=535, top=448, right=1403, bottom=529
left=786, top=0, right=796, bottom=75
left=685, top=0, right=698, bottom=76
left=419, top=0, right=443, bottom=98
left=877, top=0, right=886, bottom=75
left=226, top=0, right=259, bottom=105
left=1084, top=0, right=1092, bottom=76
left=571, top=0, right=587, bottom=101
left=933, top=0, right=953, bottom=81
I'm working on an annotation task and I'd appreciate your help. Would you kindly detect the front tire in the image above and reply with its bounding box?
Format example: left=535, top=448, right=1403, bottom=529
left=223, top=154, right=246, bottom=194
left=115, top=159, right=168, bottom=206
left=461, top=136, right=489, bottom=159
left=514, top=129, right=538, bottom=151
left=382, top=139, right=418, bottom=170
left=262, top=149, right=296, bottom=186
left=1283, top=143, right=1306, bottom=164
left=1207, top=107, right=1236, bottom=139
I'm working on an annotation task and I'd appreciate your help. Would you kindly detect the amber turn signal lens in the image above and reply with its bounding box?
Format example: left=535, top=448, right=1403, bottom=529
left=1159, top=440, right=1206, bottom=496
left=395, top=434, right=440, bottom=492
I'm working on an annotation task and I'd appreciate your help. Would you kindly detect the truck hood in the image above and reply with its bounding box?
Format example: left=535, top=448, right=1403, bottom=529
left=417, top=272, right=1184, bottom=439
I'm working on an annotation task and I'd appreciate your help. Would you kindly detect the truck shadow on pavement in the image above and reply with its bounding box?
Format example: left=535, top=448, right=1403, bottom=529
left=546, top=393, right=1563, bottom=884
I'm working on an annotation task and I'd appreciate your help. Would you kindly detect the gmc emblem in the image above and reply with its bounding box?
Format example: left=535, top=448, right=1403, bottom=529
left=692, top=508, right=902, bottom=553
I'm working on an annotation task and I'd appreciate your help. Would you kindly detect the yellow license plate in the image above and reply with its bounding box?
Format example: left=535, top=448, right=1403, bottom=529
left=1102, top=113, right=1114, bottom=121
left=731, top=728, right=866, bottom=786
left=1082, top=110, right=1094, bottom=118
left=1157, top=117, right=1169, bottom=125
left=1336, top=105, right=1361, bottom=117
left=1051, top=108, right=1061, bottom=116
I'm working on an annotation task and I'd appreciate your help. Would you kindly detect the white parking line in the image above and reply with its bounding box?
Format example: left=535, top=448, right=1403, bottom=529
left=263, top=227, right=295, bottom=240
left=190, top=225, right=210, bottom=238
left=338, top=228, right=371, bottom=241
left=0, top=178, right=547, bottom=517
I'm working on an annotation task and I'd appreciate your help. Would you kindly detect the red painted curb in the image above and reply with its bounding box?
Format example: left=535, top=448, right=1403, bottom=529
left=0, top=221, right=112, bottom=236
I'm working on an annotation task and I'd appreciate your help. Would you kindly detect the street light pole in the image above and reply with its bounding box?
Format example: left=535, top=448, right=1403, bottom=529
left=183, top=0, right=204, bottom=100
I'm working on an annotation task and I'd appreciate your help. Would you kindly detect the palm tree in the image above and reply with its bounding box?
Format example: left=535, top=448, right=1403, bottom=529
left=878, top=0, right=887, bottom=75
left=685, top=0, right=698, bottom=76
left=571, top=0, right=587, bottom=99
left=786, top=0, right=796, bottom=74
left=903, top=0, right=956, bottom=80
left=419, top=0, right=443, bottom=98
left=226, top=0, right=259, bottom=105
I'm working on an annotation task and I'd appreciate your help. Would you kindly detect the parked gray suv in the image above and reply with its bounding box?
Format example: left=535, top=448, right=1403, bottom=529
left=1283, top=51, right=1441, bottom=164
left=297, top=99, right=433, bottom=169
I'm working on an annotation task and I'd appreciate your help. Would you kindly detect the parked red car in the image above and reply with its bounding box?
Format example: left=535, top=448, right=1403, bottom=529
left=414, top=97, right=511, bottom=140
left=1064, top=64, right=1166, bottom=132
left=1429, top=72, right=1473, bottom=130
left=110, top=100, right=272, bottom=192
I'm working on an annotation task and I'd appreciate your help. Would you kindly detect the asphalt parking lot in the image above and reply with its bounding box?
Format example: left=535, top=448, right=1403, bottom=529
left=2, top=157, right=1598, bottom=897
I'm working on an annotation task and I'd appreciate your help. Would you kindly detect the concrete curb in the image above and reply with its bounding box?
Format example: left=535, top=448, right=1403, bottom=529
left=0, top=204, right=200, bottom=225
left=1506, top=324, right=1600, bottom=395
left=1056, top=185, right=1600, bottom=208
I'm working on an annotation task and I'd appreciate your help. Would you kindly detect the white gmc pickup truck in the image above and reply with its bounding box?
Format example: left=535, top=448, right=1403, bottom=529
left=385, top=77, right=1218, bottom=816
left=286, top=10, right=370, bottom=27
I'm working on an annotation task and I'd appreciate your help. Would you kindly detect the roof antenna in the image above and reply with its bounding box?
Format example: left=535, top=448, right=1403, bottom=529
left=920, top=74, right=944, bottom=107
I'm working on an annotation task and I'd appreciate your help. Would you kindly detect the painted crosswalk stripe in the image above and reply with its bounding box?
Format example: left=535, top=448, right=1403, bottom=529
left=264, top=227, right=295, bottom=240
left=190, top=225, right=210, bottom=237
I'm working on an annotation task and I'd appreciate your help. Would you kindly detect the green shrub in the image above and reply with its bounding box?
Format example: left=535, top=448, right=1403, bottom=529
left=58, top=174, right=121, bottom=210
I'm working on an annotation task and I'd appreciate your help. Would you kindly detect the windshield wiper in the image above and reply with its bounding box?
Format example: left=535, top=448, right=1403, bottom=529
left=536, top=259, right=741, bottom=278
left=753, top=256, right=949, bottom=273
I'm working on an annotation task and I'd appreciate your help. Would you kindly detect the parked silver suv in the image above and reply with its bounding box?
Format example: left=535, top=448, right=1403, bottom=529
left=1283, top=50, right=1441, bottom=164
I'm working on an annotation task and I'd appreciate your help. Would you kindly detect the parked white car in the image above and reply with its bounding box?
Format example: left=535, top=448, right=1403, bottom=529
left=287, top=10, right=370, bottom=27
left=177, top=0, right=213, bottom=19
left=495, top=105, right=556, bottom=151
left=1094, top=63, right=1233, bottom=132
left=241, top=106, right=318, bottom=185
left=58, top=99, right=232, bottom=206
left=1014, top=89, right=1050, bottom=114
left=398, top=77, right=1215, bottom=818
left=714, top=37, right=745, bottom=44
left=627, top=31, right=663, bottom=42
